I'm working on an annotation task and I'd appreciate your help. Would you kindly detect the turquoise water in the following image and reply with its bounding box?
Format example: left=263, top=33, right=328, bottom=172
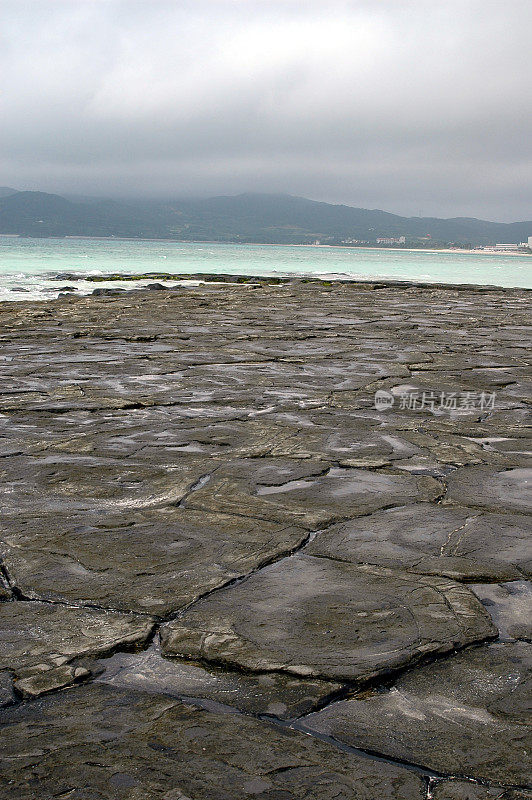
left=0, top=237, right=530, bottom=300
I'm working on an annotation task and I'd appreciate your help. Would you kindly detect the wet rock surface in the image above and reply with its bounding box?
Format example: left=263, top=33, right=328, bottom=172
left=304, top=642, right=531, bottom=786
left=471, top=581, right=532, bottom=642
left=0, top=601, right=154, bottom=684
left=161, top=553, right=496, bottom=681
left=0, top=280, right=530, bottom=797
left=0, top=683, right=428, bottom=800
left=306, top=504, right=531, bottom=580
left=0, top=508, right=307, bottom=615
left=187, top=459, right=440, bottom=529
left=0, top=580, right=10, bottom=602
left=431, top=782, right=532, bottom=799
left=0, top=672, right=14, bottom=707
left=447, top=467, right=532, bottom=514
left=96, top=644, right=342, bottom=719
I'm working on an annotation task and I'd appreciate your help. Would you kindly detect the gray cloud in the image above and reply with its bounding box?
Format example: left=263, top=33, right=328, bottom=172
left=1, top=0, right=530, bottom=219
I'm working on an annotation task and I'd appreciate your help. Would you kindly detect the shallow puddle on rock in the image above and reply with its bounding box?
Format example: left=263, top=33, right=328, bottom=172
left=471, top=581, right=532, bottom=641
left=95, top=638, right=343, bottom=720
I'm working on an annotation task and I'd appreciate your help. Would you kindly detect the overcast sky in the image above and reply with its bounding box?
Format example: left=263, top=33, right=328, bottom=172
left=1, top=0, right=531, bottom=220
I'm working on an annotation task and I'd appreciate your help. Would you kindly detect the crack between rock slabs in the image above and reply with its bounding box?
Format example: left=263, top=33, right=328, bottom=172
left=3, top=624, right=159, bottom=709
left=419, top=428, right=490, bottom=463
left=292, top=720, right=531, bottom=793
left=254, top=462, right=332, bottom=490
left=162, top=525, right=314, bottom=623
left=4, top=637, right=529, bottom=796
left=286, top=720, right=440, bottom=781
left=160, top=626, right=499, bottom=715
left=0, top=587, right=156, bottom=618
left=182, top=502, right=315, bottom=527
left=431, top=477, right=448, bottom=504
left=439, top=500, right=530, bottom=518
left=438, top=514, right=479, bottom=556
left=425, top=776, right=437, bottom=799
left=284, top=636, right=500, bottom=729
left=61, top=660, right=442, bottom=783
left=0, top=399, right=205, bottom=416
left=175, top=466, right=221, bottom=508
left=0, top=557, right=20, bottom=598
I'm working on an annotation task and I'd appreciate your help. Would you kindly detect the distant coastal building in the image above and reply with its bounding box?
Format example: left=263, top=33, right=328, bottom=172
left=376, top=236, right=406, bottom=245
left=483, top=242, right=525, bottom=252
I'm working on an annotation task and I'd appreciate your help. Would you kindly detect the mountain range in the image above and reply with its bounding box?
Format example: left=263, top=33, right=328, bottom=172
left=0, top=189, right=530, bottom=246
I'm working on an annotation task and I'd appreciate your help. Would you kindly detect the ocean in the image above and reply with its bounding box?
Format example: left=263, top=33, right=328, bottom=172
left=0, top=237, right=530, bottom=300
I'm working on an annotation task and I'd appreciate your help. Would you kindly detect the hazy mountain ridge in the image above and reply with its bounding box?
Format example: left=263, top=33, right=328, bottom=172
left=0, top=190, right=530, bottom=245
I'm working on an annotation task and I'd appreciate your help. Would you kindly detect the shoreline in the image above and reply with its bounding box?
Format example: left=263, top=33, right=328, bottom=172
left=1, top=234, right=530, bottom=256
left=1, top=273, right=530, bottom=307
left=47, top=270, right=532, bottom=293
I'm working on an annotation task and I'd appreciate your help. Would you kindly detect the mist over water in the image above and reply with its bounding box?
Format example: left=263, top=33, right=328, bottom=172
left=0, top=238, right=530, bottom=300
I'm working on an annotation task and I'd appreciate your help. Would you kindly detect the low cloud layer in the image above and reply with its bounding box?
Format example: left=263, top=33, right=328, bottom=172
left=1, top=0, right=530, bottom=220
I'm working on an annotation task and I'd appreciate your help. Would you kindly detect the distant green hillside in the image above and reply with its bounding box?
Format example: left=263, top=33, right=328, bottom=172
left=0, top=190, right=530, bottom=246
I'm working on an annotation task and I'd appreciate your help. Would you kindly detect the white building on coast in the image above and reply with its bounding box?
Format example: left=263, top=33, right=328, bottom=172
left=376, top=236, right=406, bottom=245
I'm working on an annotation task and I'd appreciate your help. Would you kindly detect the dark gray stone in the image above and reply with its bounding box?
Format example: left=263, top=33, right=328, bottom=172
left=161, top=553, right=496, bottom=682
left=304, top=642, right=532, bottom=786
left=0, top=508, right=308, bottom=615
left=471, top=582, right=532, bottom=641
left=431, top=781, right=532, bottom=800
left=0, top=601, right=154, bottom=685
left=96, top=645, right=342, bottom=719
left=14, top=664, right=91, bottom=698
left=0, top=453, right=209, bottom=513
left=0, top=682, right=427, bottom=799
left=92, top=287, right=126, bottom=296
left=188, top=460, right=441, bottom=529
left=0, top=670, right=14, bottom=707
left=306, top=504, right=531, bottom=580
left=431, top=781, right=532, bottom=799
left=447, top=467, right=532, bottom=514
left=0, top=278, right=530, bottom=794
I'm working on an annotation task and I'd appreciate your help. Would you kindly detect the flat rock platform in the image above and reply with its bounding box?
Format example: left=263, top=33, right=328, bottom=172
left=0, top=278, right=530, bottom=799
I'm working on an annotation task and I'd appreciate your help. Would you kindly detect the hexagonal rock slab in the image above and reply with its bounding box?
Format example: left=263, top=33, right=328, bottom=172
left=187, top=458, right=441, bottom=529
left=96, top=646, right=342, bottom=720
left=306, top=504, right=531, bottom=581
left=0, top=683, right=427, bottom=800
left=446, top=467, right=532, bottom=514
left=0, top=508, right=308, bottom=616
left=0, top=601, right=154, bottom=687
left=161, top=554, right=496, bottom=682
left=0, top=453, right=209, bottom=514
left=304, top=642, right=531, bottom=787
